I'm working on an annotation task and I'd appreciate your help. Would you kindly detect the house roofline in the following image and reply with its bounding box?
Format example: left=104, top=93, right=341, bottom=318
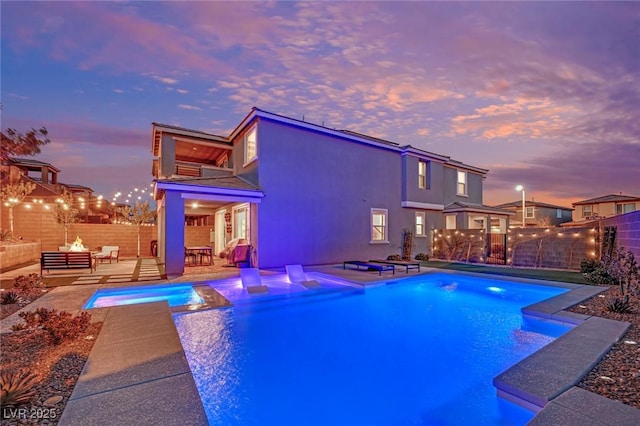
left=229, top=107, right=487, bottom=173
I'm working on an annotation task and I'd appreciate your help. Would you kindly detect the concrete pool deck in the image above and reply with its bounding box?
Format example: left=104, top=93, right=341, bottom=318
left=1, top=264, right=639, bottom=424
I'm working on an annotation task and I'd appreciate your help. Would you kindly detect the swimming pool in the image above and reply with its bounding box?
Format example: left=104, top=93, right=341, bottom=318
left=174, top=273, right=570, bottom=425
left=84, top=283, right=204, bottom=309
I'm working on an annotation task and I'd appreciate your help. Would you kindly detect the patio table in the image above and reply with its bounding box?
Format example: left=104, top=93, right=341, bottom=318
left=186, top=246, right=213, bottom=266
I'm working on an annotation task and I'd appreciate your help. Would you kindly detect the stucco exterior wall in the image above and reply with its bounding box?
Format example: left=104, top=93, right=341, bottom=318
left=442, top=166, right=483, bottom=205
left=402, top=155, right=445, bottom=205
left=255, top=119, right=409, bottom=267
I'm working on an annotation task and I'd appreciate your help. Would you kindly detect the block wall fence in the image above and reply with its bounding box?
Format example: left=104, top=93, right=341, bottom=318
left=598, top=210, right=640, bottom=258
left=0, top=205, right=212, bottom=258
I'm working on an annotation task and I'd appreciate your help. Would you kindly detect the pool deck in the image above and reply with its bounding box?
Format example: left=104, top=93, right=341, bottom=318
left=2, top=263, right=639, bottom=425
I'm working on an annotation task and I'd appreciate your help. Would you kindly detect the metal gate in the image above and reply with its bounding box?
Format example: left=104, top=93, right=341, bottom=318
left=486, top=233, right=507, bottom=265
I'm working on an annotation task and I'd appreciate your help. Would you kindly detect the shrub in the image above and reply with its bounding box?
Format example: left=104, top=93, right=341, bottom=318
left=414, top=252, right=430, bottom=261
left=606, top=294, right=633, bottom=314
left=13, top=308, right=91, bottom=345
left=0, top=369, right=37, bottom=406
left=386, top=254, right=402, bottom=261
left=584, top=267, right=618, bottom=285
left=580, top=258, right=600, bottom=274
left=0, top=290, right=22, bottom=305
left=13, top=274, right=44, bottom=292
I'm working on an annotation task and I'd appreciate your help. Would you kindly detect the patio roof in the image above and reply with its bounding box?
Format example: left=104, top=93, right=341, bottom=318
left=154, top=175, right=264, bottom=204
left=444, top=201, right=515, bottom=216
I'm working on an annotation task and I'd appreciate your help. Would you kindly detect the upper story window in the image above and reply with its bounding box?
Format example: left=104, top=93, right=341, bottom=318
left=616, top=203, right=636, bottom=215
left=415, top=212, right=425, bottom=236
left=418, top=161, right=430, bottom=189
left=457, top=170, right=467, bottom=196
left=525, top=207, right=535, bottom=219
left=582, top=205, right=592, bottom=218
left=556, top=208, right=562, bottom=218
left=244, top=125, right=257, bottom=165
left=371, top=208, right=388, bottom=243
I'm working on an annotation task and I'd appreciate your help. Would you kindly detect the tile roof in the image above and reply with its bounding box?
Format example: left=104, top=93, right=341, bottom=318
left=494, top=200, right=573, bottom=210
left=10, top=157, right=60, bottom=172
left=572, top=194, right=640, bottom=205
left=152, top=122, right=226, bottom=139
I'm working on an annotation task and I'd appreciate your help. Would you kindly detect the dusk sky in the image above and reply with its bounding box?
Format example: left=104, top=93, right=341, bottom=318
left=2, top=1, right=639, bottom=208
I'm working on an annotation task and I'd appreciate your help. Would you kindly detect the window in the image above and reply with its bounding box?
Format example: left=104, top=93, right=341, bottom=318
left=418, top=161, right=430, bottom=189
left=457, top=170, right=467, bottom=196
left=445, top=215, right=456, bottom=230
left=556, top=209, right=562, bottom=218
left=415, top=212, right=425, bottom=236
left=244, top=125, right=257, bottom=165
left=525, top=207, right=535, bottom=219
left=582, top=205, right=592, bottom=218
left=616, top=203, right=636, bottom=215
left=233, top=203, right=250, bottom=240
left=371, top=209, right=388, bottom=243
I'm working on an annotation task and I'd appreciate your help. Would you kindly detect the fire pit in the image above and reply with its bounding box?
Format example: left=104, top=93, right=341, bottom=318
left=69, top=236, right=88, bottom=252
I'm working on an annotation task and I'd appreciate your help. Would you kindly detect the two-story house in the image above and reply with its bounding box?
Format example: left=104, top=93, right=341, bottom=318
left=572, top=194, right=640, bottom=222
left=152, top=108, right=511, bottom=274
left=493, top=200, right=573, bottom=227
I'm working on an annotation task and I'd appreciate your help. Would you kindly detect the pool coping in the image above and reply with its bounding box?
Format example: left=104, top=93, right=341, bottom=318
left=56, top=270, right=640, bottom=425
left=57, top=301, right=208, bottom=426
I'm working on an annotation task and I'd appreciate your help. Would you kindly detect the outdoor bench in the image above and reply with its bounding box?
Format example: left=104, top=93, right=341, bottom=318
left=369, top=259, right=421, bottom=273
left=343, top=260, right=395, bottom=276
left=41, top=251, right=94, bottom=274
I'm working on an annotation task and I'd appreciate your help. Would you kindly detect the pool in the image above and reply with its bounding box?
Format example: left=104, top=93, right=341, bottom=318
left=174, top=273, right=570, bottom=425
left=84, top=283, right=205, bottom=309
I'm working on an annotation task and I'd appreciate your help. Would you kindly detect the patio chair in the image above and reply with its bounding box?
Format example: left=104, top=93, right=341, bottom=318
left=94, top=246, right=120, bottom=263
left=240, top=268, right=269, bottom=294
left=285, top=264, right=320, bottom=288
left=185, top=247, right=197, bottom=266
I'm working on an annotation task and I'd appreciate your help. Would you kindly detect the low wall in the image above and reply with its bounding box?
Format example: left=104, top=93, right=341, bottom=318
left=0, top=241, right=40, bottom=270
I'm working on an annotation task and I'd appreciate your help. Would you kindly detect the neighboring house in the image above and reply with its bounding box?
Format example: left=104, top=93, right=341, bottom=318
left=152, top=107, right=511, bottom=274
left=0, top=158, right=108, bottom=223
left=572, top=194, right=640, bottom=222
left=493, top=200, right=573, bottom=227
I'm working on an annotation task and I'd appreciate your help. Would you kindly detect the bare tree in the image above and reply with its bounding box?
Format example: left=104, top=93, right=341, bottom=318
left=53, top=190, right=79, bottom=246
left=129, top=201, right=156, bottom=257
left=1, top=181, right=35, bottom=233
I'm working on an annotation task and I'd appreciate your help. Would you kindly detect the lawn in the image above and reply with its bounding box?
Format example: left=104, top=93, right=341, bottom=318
left=420, top=260, right=588, bottom=284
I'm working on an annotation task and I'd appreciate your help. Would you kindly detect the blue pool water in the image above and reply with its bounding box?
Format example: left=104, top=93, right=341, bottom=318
left=174, top=273, right=570, bottom=425
left=84, top=284, right=204, bottom=309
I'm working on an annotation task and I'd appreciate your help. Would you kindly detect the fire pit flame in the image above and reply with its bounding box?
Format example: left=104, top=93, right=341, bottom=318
left=69, top=236, right=87, bottom=252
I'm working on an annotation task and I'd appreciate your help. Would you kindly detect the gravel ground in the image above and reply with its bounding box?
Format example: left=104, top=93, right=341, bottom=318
left=568, top=286, right=640, bottom=409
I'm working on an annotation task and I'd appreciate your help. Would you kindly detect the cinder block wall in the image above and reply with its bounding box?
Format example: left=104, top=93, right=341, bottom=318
left=508, top=227, right=596, bottom=270
left=598, top=211, right=640, bottom=258
left=1, top=204, right=212, bottom=258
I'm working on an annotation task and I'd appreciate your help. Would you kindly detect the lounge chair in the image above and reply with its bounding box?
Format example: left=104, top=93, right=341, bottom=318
left=343, top=260, right=394, bottom=276
left=94, top=246, right=120, bottom=263
left=285, top=264, right=320, bottom=288
left=240, top=268, right=269, bottom=294
left=369, top=259, right=421, bottom=273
